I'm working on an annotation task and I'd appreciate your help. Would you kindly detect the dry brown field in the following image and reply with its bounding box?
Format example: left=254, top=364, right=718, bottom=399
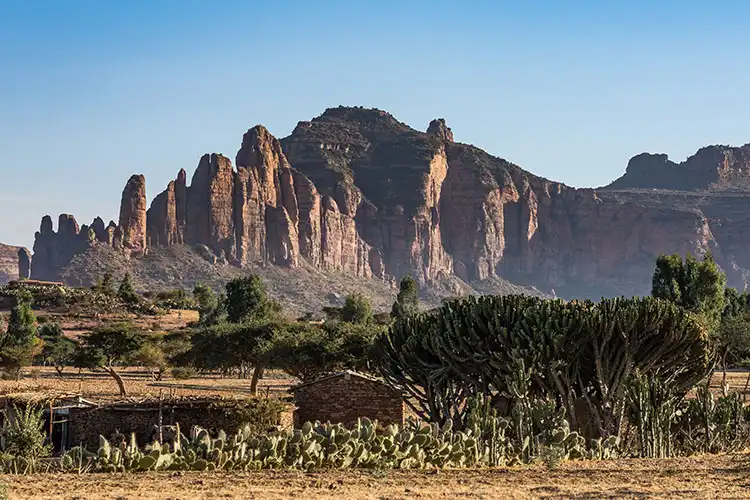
left=2, top=454, right=749, bottom=499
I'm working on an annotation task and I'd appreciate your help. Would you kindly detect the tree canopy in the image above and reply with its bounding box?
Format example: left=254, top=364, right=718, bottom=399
left=0, top=291, right=42, bottom=379
left=341, top=293, right=373, bottom=324
left=75, top=323, right=145, bottom=396
left=651, top=253, right=726, bottom=330
left=391, top=276, right=419, bottom=319
left=225, top=275, right=280, bottom=324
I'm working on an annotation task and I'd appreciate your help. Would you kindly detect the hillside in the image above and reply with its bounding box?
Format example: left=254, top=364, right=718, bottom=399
left=53, top=244, right=542, bottom=316
left=23, top=106, right=750, bottom=298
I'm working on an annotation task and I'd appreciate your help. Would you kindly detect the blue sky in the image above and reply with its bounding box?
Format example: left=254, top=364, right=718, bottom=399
left=2, top=0, right=750, bottom=247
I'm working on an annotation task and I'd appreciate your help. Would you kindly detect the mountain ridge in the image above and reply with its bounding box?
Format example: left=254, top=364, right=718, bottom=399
left=23, top=106, right=750, bottom=298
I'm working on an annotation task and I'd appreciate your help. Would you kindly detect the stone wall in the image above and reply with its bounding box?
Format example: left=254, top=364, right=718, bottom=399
left=68, top=399, right=293, bottom=450
left=292, top=373, right=404, bottom=427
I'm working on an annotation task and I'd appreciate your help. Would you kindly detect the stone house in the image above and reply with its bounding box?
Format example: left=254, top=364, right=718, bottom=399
left=1, top=393, right=293, bottom=452
left=67, top=396, right=294, bottom=449
left=291, top=371, right=405, bottom=427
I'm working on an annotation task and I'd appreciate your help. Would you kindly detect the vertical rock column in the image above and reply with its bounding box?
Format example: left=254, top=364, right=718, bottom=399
left=119, top=174, right=148, bottom=254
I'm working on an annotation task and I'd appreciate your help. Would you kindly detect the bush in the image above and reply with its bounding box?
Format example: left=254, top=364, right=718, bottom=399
left=218, top=398, right=289, bottom=435
left=170, top=366, right=197, bottom=380
left=1, top=404, right=51, bottom=460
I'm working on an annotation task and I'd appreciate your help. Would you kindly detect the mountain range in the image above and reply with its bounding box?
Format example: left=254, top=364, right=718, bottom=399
left=9, top=106, right=750, bottom=306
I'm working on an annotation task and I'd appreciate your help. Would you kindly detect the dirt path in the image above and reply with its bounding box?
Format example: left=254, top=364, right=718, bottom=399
left=5, top=454, right=750, bottom=499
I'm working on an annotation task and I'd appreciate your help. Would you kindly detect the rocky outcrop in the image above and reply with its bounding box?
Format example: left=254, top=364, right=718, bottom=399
left=606, top=144, right=750, bottom=191
left=427, top=118, right=454, bottom=142
left=0, top=244, right=29, bottom=283
left=31, top=215, right=93, bottom=280
left=17, top=247, right=31, bottom=279
left=119, top=175, right=148, bottom=254
left=27, top=106, right=750, bottom=296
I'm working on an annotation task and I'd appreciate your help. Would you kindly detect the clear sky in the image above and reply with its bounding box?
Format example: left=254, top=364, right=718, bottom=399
left=2, top=0, right=749, bottom=248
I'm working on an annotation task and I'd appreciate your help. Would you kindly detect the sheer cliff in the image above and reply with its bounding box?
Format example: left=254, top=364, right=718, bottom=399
left=27, top=106, right=750, bottom=298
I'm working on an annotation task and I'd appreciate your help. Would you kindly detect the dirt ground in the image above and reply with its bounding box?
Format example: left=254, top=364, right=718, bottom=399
left=0, top=366, right=295, bottom=403
left=3, top=454, right=749, bottom=499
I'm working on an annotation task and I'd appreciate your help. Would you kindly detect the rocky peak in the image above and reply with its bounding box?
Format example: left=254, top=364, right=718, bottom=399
left=118, top=174, right=148, bottom=254
left=606, top=143, right=750, bottom=191
left=27, top=106, right=750, bottom=297
left=427, top=118, right=454, bottom=142
left=17, top=247, right=31, bottom=279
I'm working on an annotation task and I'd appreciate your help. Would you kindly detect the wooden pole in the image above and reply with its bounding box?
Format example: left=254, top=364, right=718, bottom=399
left=158, top=390, right=163, bottom=443
left=48, top=400, right=54, bottom=447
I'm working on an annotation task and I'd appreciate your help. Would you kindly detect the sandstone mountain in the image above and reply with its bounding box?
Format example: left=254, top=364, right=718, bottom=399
left=25, top=106, right=750, bottom=299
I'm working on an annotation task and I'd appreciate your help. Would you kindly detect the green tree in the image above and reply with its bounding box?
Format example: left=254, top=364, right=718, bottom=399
left=341, top=293, right=373, bottom=324
left=225, top=275, right=279, bottom=323
left=100, top=272, right=115, bottom=296
left=133, top=343, right=168, bottom=381
left=74, top=323, right=145, bottom=396
left=651, top=253, right=726, bottom=331
left=118, top=272, right=139, bottom=304
left=261, top=321, right=382, bottom=382
left=391, top=276, right=419, bottom=319
left=181, top=321, right=280, bottom=394
left=37, top=323, right=77, bottom=377
left=193, top=282, right=219, bottom=324
left=715, top=314, right=750, bottom=389
left=0, top=292, right=42, bottom=379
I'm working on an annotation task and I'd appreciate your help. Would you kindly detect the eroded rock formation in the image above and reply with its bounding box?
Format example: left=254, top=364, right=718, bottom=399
left=119, top=174, right=148, bottom=254
left=17, top=247, right=31, bottom=280
left=0, top=244, right=28, bottom=283
left=28, top=106, right=750, bottom=296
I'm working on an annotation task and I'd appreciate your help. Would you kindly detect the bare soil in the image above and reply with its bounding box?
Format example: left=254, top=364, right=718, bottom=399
left=0, top=366, right=295, bottom=403
left=4, top=454, right=750, bottom=499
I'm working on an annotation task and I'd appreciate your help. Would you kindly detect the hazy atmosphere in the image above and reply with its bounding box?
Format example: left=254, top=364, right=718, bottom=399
left=2, top=0, right=750, bottom=246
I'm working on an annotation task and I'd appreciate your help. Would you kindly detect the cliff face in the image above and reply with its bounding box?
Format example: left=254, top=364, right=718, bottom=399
left=28, top=106, right=750, bottom=297
left=0, top=244, right=29, bottom=283
left=606, top=144, right=750, bottom=191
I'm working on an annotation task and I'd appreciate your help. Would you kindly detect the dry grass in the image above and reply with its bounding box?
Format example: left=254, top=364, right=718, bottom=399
left=3, top=454, right=750, bottom=499
left=0, top=366, right=295, bottom=403
left=34, top=309, right=199, bottom=339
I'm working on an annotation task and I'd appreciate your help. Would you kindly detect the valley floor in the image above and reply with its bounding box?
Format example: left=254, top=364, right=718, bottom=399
left=5, top=454, right=750, bottom=499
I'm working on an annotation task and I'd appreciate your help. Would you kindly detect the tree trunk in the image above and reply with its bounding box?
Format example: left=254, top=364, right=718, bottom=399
left=104, top=365, right=128, bottom=397
left=722, top=350, right=729, bottom=396
left=55, top=366, right=64, bottom=378
left=250, top=364, right=263, bottom=395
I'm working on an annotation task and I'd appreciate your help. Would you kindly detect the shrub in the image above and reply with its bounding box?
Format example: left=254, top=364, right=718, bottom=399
left=1, top=404, right=51, bottom=460
left=170, top=366, right=197, bottom=380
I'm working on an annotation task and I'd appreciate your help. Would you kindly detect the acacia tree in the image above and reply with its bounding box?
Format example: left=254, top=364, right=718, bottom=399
left=74, top=324, right=145, bottom=396
left=260, top=321, right=382, bottom=382
left=133, top=343, right=168, bottom=381
left=37, top=322, right=77, bottom=377
left=0, top=291, right=42, bottom=379
left=391, top=276, right=419, bottom=319
left=184, top=321, right=279, bottom=394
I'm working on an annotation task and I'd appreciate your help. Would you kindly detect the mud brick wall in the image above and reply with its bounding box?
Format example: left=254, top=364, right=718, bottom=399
left=293, top=375, right=404, bottom=427
left=68, top=402, right=293, bottom=450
